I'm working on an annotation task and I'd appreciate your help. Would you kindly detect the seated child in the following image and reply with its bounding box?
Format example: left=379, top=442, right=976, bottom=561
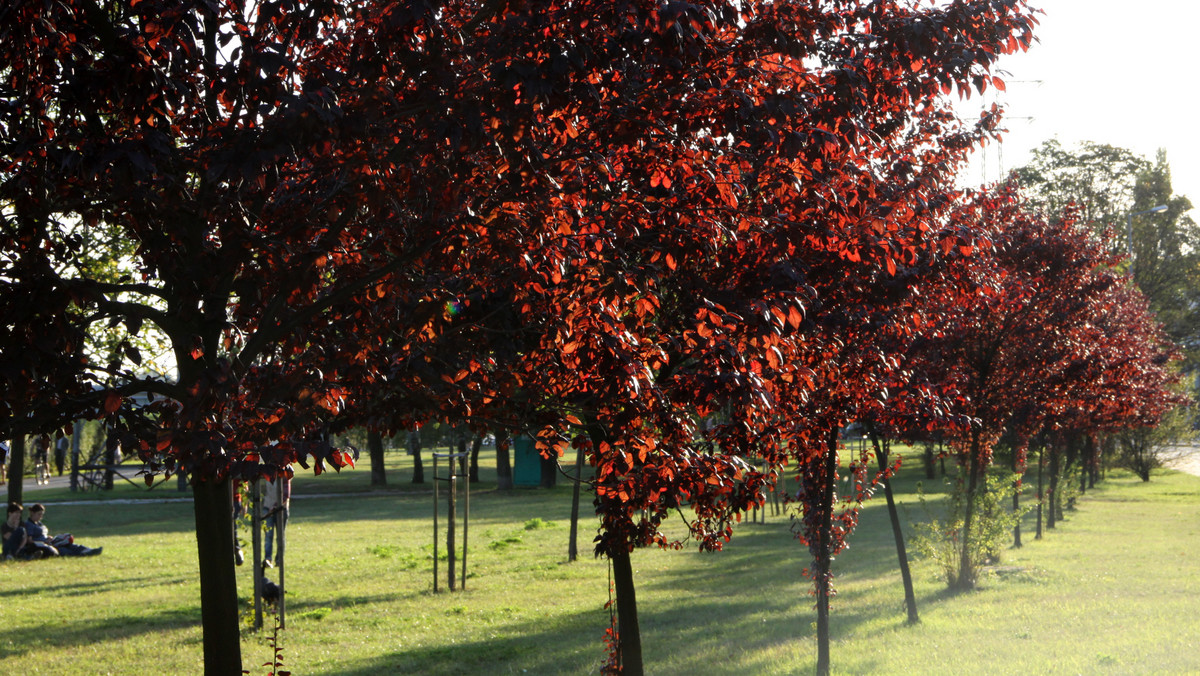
left=25, top=503, right=102, bottom=557
left=3, top=503, right=39, bottom=560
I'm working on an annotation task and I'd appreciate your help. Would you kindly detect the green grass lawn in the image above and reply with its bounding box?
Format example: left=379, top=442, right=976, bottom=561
left=3, top=448, right=1199, bottom=675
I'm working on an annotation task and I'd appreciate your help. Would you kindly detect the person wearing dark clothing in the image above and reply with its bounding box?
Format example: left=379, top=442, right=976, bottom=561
left=54, top=436, right=69, bottom=476
left=3, top=503, right=36, bottom=560
left=25, top=504, right=102, bottom=557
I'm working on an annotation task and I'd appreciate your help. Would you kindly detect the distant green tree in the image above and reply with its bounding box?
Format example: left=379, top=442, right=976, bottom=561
left=1115, top=402, right=1195, bottom=481
left=1015, top=142, right=1200, bottom=369
left=1129, top=152, right=1200, bottom=365
left=1013, top=140, right=1147, bottom=230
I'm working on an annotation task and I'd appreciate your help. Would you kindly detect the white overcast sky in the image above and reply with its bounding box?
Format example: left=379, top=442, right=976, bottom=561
left=957, top=0, right=1199, bottom=211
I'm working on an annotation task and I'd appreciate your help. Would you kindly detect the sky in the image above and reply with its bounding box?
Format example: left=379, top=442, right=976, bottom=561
left=958, top=0, right=1200, bottom=211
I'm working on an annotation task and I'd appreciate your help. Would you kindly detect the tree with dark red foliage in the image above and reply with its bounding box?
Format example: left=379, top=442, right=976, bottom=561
left=912, top=185, right=1183, bottom=590
left=1, top=4, right=374, bottom=672
left=1, top=1, right=1038, bottom=674
left=317, top=3, right=1038, bottom=673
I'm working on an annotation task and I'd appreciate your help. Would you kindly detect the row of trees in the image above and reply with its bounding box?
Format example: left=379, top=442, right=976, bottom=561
left=0, top=1, right=1185, bottom=674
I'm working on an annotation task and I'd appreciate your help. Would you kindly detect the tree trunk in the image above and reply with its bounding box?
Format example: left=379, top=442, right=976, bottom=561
left=1047, top=443, right=1059, bottom=530
left=955, top=430, right=984, bottom=591
left=1012, top=445, right=1023, bottom=549
left=469, top=435, right=482, bottom=483
left=1035, top=444, right=1044, bottom=540
left=871, top=435, right=919, bottom=625
left=409, top=429, right=424, bottom=484
left=610, top=545, right=644, bottom=676
left=923, top=442, right=936, bottom=480
left=70, top=421, right=82, bottom=492
left=815, top=425, right=839, bottom=676
left=539, top=447, right=556, bottom=488
left=495, top=430, right=513, bottom=490
left=8, top=435, right=25, bottom=505
left=104, top=437, right=116, bottom=490
left=192, top=476, right=242, bottom=675
left=568, top=442, right=585, bottom=562
left=367, top=429, right=387, bottom=487
left=1084, top=437, right=1094, bottom=494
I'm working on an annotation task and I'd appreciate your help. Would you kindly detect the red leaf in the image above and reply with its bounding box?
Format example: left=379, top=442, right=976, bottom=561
left=103, top=392, right=122, bottom=415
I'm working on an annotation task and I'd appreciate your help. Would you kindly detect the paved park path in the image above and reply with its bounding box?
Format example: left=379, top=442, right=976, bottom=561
left=1161, top=443, right=1200, bottom=477
left=3, top=472, right=359, bottom=506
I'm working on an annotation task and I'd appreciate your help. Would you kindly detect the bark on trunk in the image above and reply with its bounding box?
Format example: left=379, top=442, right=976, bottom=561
left=568, top=442, right=585, bottom=562
left=1035, top=445, right=1044, bottom=540
left=923, top=442, right=936, bottom=480
left=1047, top=443, right=1059, bottom=530
left=193, top=477, right=243, bottom=675
left=409, top=429, right=424, bottom=484
left=495, top=430, right=513, bottom=490
left=539, top=448, right=557, bottom=488
left=104, top=438, right=116, bottom=490
left=1079, top=437, right=1091, bottom=495
left=815, top=425, right=839, bottom=676
left=8, top=435, right=25, bottom=505
left=872, top=435, right=919, bottom=625
left=611, top=546, right=644, bottom=676
left=368, top=429, right=387, bottom=487
left=469, top=435, right=482, bottom=483
left=1012, top=445, right=1023, bottom=549
left=955, top=430, right=984, bottom=591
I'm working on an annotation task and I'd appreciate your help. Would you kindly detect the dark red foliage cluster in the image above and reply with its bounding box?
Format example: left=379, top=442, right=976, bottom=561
left=900, top=184, right=1184, bottom=588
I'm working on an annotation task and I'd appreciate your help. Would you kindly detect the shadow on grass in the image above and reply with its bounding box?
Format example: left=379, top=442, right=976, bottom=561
left=325, top=592, right=819, bottom=676
left=293, top=485, right=586, bottom=528
left=0, top=574, right=185, bottom=600
left=307, top=602, right=605, bottom=676
left=0, top=606, right=198, bottom=660
left=44, top=500, right=198, bottom=538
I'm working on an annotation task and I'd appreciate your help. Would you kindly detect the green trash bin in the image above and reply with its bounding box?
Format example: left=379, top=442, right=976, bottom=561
left=512, top=435, right=541, bottom=487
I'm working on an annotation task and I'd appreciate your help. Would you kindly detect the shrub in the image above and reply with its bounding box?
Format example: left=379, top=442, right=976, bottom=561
left=911, top=470, right=1027, bottom=588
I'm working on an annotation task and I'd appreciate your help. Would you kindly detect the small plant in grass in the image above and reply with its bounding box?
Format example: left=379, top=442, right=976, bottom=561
left=420, top=543, right=448, bottom=561
left=523, top=518, right=555, bottom=530
left=489, top=535, right=524, bottom=550
left=295, top=607, right=332, bottom=622
left=368, top=544, right=395, bottom=558
left=911, top=471, right=1026, bottom=588
left=261, top=612, right=289, bottom=676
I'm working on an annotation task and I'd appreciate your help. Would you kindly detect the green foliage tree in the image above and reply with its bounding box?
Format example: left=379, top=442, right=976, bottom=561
left=1015, top=141, right=1200, bottom=369
left=1013, top=139, right=1147, bottom=229
left=1115, top=401, right=1195, bottom=481
left=1128, top=153, right=1200, bottom=366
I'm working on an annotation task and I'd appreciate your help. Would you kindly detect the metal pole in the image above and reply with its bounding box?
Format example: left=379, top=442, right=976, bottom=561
left=252, top=479, right=262, bottom=631
left=277, top=498, right=287, bottom=630
left=448, top=474, right=457, bottom=592
left=462, top=463, right=469, bottom=591
left=433, top=453, right=439, bottom=593
left=277, top=504, right=286, bottom=633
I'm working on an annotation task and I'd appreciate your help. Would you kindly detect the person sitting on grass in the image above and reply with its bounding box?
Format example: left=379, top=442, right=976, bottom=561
left=3, top=502, right=28, bottom=559
left=25, top=503, right=102, bottom=557
left=3, top=503, right=40, bottom=560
